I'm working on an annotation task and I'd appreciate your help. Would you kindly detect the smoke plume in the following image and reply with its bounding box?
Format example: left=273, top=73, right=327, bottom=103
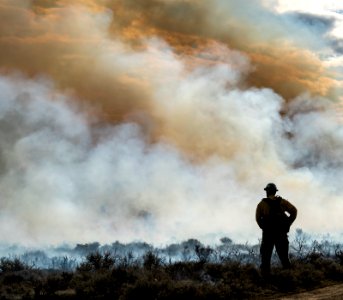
left=0, top=0, right=342, bottom=247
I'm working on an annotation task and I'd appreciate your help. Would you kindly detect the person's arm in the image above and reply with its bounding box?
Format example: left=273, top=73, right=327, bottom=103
left=282, top=199, right=297, bottom=225
left=255, top=203, right=264, bottom=229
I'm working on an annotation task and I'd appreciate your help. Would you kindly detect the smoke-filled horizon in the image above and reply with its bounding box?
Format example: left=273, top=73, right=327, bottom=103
left=0, top=0, right=342, bottom=248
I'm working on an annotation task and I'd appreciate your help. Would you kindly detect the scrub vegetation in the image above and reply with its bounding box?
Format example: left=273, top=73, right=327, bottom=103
left=2, top=230, right=343, bottom=299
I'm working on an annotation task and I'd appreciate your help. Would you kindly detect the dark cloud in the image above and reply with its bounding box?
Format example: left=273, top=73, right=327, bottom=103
left=285, top=12, right=343, bottom=56
left=286, top=12, right=335, bottom=34
left=330, top=38, right=343, bottom=54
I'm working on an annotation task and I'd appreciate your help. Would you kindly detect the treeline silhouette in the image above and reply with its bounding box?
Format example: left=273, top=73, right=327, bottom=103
left=2, top=229, right=343, bottom=299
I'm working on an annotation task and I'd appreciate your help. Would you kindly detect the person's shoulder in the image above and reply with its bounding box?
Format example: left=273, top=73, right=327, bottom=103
left=276, top=196, right=286, bottom=202
left=257, top=198, right=268, bottom=207
left=279, top=197, right=295, bottom=206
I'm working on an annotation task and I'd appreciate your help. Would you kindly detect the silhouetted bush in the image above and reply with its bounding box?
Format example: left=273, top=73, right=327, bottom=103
left=195, top=245, right=213, bottom=263
left=0, top=257, right=29, bottom=273
left=77, top=251, right=115, bottom=272
left=143, top=251, right=164, bottom=270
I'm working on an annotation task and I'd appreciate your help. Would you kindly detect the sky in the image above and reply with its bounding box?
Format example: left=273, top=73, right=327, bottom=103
left=0, top=0, right=342, bottom=248
left=272, top=0, right=343, bottom=14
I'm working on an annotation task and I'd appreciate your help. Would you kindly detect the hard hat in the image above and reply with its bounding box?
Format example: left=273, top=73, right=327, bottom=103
left=264, top=183, right=278, bottom=192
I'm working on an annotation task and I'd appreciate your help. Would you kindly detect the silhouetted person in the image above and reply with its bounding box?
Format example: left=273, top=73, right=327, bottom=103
left=255, top=183, right=297, bottom=278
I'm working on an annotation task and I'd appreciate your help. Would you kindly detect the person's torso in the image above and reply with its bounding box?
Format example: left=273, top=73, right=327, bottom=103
left=261, top=198, right=289, bottom=232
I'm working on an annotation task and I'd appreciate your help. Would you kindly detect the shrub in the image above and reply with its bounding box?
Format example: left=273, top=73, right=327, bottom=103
left=77, top=251, right=115, bottom=272
left=0, top=257, right=29, bottom=273
left=143, top=251, right=163, bottom=270
left=195, top=245, right=213, bottom=263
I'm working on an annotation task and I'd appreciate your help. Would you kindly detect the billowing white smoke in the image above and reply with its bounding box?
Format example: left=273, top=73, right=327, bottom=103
left=0, top=39, right=342, bottom=249
left=0, top=71, right=257, bottom=247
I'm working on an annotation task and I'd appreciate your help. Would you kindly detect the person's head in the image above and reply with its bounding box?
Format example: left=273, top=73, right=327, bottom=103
left=264, top=183, right=278, bottom=196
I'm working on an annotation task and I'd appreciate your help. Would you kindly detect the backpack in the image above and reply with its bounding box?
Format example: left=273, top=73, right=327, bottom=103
left=262, top=198, right=290, bottom=233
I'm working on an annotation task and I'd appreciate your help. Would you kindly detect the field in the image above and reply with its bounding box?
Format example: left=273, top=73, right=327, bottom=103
left=2, top=231, right=343, bottom=299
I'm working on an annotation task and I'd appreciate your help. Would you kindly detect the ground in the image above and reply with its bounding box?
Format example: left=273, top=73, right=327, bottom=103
left=279, top=283, right=343, bottom=299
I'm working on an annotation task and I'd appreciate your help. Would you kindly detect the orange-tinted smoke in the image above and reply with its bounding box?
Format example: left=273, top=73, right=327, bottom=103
left=0, top=0, right=339, bottom=160
left=106, top=0, right=337, bottom=100
left=0, top=1, right=337, bottom=106
left=0, top=0, right=154, bottom=123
